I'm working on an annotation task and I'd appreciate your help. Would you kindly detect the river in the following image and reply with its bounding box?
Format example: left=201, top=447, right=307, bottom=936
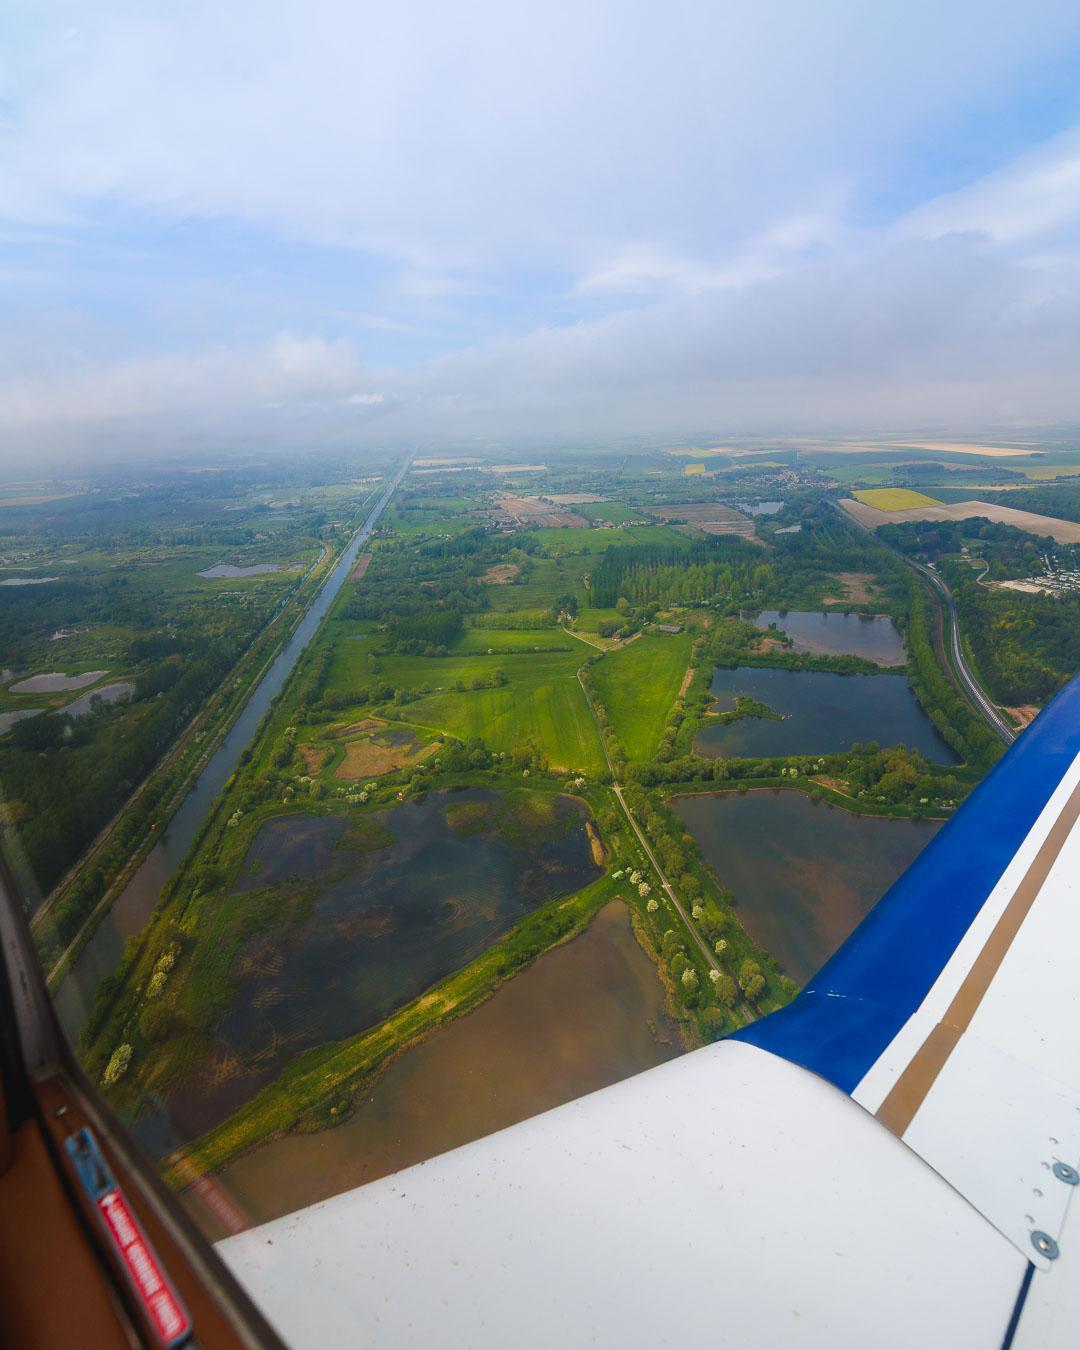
left=55, top=461, right=409, bottom=1039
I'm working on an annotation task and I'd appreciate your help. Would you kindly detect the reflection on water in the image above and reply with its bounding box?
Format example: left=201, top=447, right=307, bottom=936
left=673, top=789, right=941, bottom=982
left=694, top=666, right=959, bottom=762
left=156, top=789, right=602, bottom=1144
left=192, top=901, right=678, bottom=1235
left=750, top=610, right=905, bottom=664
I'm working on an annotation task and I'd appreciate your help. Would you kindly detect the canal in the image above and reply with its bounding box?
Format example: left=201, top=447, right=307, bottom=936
left=55, top=460, right=409, bottom=1039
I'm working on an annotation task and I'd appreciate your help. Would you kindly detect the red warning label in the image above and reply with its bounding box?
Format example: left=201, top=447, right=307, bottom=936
left=97, top=1188, right=191, bottom=1346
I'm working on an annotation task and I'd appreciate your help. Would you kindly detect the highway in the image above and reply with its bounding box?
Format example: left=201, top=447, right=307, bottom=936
left=906, top=555, right=1016, bottom=744
left=831, top=500, right=1015, bottom=745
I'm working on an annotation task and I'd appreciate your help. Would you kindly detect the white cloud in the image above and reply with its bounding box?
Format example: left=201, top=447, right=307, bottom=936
left=901, top=126, right=1080, bottom=245
left=4, top=1, right=1080, bottom=270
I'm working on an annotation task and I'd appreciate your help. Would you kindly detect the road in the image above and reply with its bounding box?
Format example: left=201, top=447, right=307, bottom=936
left=906, top=555, right=1016, bottom=744
left=831, top=500, right=1015, bottom=745
left=576, top=669, right=722, bottom=976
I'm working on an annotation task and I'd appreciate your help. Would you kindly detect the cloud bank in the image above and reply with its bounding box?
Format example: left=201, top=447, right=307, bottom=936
left=3, top=0, right=1080, bottom=457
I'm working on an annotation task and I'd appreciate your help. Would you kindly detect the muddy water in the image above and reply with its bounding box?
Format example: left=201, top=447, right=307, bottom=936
left=672, top=789, right=941, bottom=983
left=192, top=901, right=679, bottom=1235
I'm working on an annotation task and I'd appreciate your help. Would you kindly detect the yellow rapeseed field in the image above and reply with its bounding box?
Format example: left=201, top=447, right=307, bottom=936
left=852, top=487, right=944, bottom=511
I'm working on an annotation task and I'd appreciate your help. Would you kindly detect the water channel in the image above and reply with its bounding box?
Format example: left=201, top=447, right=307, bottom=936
left=55, top=463, right=408, bottom=1038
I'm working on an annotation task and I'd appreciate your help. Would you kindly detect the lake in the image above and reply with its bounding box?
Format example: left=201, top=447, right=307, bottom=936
left=750, top=610, right=905, bottom=664
left=150, top=788, right=603, bottom=1144
left=186, top=900, right=679, bottom=1236
left=672, top=790, right=941, bottom=983
left=735, top=500, right=783, bottom=516
left=694, top=667, right=958, bottom=762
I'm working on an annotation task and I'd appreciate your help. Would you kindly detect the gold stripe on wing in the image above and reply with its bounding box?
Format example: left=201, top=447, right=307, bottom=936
left=874, top=777, right=1080, bottom=1139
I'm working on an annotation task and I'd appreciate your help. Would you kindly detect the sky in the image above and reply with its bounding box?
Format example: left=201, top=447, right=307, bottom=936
left=3, top=0, right=1080, bottom=461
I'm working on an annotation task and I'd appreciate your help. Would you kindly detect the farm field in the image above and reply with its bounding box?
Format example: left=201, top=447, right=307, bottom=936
left=852, top=488, right=944, bottom=510
left=591, top=632, right=694, bottom=761
left=841, top=498, right=1080, bottom=544
left=651, top=502, right=758, bottom=537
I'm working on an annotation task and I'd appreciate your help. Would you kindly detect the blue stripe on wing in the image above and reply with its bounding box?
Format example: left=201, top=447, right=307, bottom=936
left=731, top=675, right=1080, bottom=1093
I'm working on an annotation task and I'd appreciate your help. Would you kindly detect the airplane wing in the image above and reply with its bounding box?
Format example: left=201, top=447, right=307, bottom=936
left=219, top=677, right=1080, bottom=1350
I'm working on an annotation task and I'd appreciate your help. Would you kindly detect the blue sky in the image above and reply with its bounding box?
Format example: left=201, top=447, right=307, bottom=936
left=4, top=0, right=1080, bottom=459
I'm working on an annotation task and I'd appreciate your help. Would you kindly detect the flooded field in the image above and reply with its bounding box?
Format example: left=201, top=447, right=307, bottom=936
left=155, top=788, right=603, bottom=1142
left=750, top=610, right=905, bottom=664
left=194, top=901, right=678, bottom=1234
left=673, top=789, right=941, bottom=982
left=695, top=667, right=958, bottom=762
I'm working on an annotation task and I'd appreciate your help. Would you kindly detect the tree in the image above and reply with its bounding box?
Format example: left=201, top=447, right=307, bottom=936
left=713, top=973, right=738, bottom=1008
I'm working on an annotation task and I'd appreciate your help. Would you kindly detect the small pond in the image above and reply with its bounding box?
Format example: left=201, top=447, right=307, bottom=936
left=750, top=610, right=905, bottom=664
left=735, top=500, right=783, bottom=516
left=0, top=709, right=41, bottom=736
left=64, top=682, right=135, bottom=717
left=199, top=563, right=297, bottom=578
left=673, top=790, right=942, bottom=983
left=186, top=901, right=679, bottom=1235
left=10, top=669, right=108, bottom=693
left=694, top=667, right=958, bottom=762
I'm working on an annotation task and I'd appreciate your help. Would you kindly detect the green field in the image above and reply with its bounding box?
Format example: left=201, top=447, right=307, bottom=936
left=376, top=648, right=605, bottom=775
left=591, top=633, right=694, bottom=760
left=574, top=606, right=625, bottom=632
left=484, top=557, right=587, bottom=610
left=451, top=628, right=573, bottom=653
left=530, top=525, right=686, bottom=555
